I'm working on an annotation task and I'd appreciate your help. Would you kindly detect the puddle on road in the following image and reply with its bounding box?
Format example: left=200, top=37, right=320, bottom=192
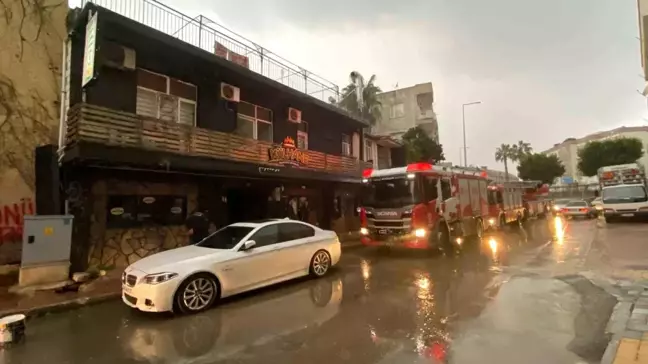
left=450, top=275, right=615, bottom=364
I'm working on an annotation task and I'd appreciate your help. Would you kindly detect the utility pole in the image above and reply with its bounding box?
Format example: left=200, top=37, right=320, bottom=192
left=462, top=101, right=482, bottom=167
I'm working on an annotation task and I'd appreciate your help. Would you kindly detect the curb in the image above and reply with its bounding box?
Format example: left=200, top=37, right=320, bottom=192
left=0, top=291, right=121, bottom=320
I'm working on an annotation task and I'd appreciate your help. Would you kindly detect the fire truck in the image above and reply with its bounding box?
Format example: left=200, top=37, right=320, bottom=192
left=359, top=162, right=489, bottom=250
left=597, top=163, right=648, bottom=222
left=522, top=182, right=550, bottom=218
left=484, top=181, right=550, bottom=230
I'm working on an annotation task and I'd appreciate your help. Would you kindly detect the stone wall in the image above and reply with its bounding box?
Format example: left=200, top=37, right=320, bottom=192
left=87, top=179, right=198, bottom=269
left=0, top=0, right=68, bottom=265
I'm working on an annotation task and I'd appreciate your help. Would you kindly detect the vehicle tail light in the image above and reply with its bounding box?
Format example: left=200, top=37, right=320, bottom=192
left=580, top=208, right=588, bottom=213
left=560, top=208, right=568, bottom=213
left=360, top=207, right=368, bottom=227
left=362, top=168, right=373, bottom=178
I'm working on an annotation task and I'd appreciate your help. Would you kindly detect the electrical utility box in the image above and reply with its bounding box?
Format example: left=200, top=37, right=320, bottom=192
left=19, top=215, right=74, bottom=287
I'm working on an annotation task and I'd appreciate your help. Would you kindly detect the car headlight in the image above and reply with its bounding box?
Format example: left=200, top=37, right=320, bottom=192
left=360, top=227, right=369, bottom=236
left=488, top=218, right=496, bottom=225
left=414, top=228, right=427, bottom=238
left=595, top=205, right=603, bottom=210
left=143, top=272, right=179, bottom=285
left=553, top=206, right=559, bottom=211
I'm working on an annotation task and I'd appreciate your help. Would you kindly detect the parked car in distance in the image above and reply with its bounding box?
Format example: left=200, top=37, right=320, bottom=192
left=552, top=199, right=573, bottom=215
left=121, top=219, right=341, bottom=314
left=559, top=200, right=596, bottom=219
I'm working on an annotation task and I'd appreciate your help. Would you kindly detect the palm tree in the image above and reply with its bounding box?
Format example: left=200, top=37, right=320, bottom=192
left=337, top=71, right=382, bottom=125
left=511, top=140, right=533, bottom=161
left=495, top=144, right=515, bottom=180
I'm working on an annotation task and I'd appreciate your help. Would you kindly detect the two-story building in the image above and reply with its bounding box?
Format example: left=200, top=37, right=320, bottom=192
left=59, top=3, right=370, bottom=271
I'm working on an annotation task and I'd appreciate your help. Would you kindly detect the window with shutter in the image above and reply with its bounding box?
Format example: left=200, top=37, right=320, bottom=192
left=158, top=94, right=178, bottom=123
left=178, top=100, right=195, bottom=125
left=136, top=87, right=158, bottom=118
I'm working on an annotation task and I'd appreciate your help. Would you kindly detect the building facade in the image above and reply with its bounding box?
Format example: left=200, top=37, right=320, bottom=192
left=372, top=83, right=438, bottom=142
left=0, top=0, right=67, bottom=266
left=541, top=126, right=648, bottom=184
left=59, top=3, right=370, bottom=271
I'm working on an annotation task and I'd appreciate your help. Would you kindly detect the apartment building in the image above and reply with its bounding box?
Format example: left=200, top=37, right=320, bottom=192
left=542, top=126, right=648, bottom=184
left=372, top=83, right=438, bottom=142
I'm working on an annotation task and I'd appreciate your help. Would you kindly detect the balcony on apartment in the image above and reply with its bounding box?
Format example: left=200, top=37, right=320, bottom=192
left=63, top=103, right=369, bottom=177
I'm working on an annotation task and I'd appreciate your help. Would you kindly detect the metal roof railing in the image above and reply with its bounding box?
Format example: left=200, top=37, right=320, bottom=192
left=80, top=0, right=341, bottom=103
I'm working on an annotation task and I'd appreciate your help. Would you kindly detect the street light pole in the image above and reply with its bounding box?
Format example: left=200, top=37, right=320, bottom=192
left=462, top=101, right=482, bottom=167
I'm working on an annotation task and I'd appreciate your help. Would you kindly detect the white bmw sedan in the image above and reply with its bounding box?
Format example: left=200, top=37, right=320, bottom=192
left=121, top=219, right=341, bottom=314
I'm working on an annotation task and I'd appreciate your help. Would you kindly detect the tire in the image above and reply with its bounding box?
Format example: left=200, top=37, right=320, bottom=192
left=499, top=216, right=506, bottom=232
left=174, top=273, right=219, bottom=314
left=309, top=250, right=332, bottom=277
left=474, top=219, right=483, bottom=240
left=438, top=223, right=452, bottom=252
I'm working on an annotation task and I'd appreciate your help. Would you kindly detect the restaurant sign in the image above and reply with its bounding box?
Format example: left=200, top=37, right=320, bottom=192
left=268, top=137, right=309, bottom=166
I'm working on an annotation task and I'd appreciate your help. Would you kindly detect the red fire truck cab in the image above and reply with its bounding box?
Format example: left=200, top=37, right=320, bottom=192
left=359, top=162, right=489, bottom=250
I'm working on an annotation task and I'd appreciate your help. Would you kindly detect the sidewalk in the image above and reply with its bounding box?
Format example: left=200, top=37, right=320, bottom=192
left=589, top=221, right=648, bottom=364
left=0, top=237, right=363, bottom=318
left=0, top=275, right=122, bottom=318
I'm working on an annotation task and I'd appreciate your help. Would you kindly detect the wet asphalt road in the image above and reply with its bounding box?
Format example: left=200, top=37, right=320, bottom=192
left=3, top=217, right=620, bottom=364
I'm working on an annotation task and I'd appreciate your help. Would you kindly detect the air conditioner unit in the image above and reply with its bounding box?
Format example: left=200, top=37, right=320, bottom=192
left=288, top=107, right=302, bottom=123
left=220, top=83, right=240, bottom=102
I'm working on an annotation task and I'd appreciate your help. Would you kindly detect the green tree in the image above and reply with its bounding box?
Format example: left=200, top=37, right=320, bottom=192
left=517, top=153, right=565, bottom=184
left=402, top=126, right=445, bottom=163
left=337, top=71, right=382, bottom=124
left=511, top=140, right=533, bottom=161
left=494, top=144, right=516, bottom=179
left=577, top=138, right=644, bottom=176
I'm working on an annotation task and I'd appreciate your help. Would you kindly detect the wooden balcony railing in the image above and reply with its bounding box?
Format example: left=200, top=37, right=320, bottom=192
left=64, top=103, right=370, bottom=176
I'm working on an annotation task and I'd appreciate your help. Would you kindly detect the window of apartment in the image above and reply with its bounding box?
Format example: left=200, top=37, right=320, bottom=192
left=390, top=103, right=405, bottom=119
left=107, top=195, right=187, bottom=228
left=342, top=134, right=351, bottom=156
left=364, top=139, right=377, bottom=166
left=235, top=101, right=273, bottom=142
left=136, top=69, right=197, bottom=125
left=297, top=121, right=308, bottom=150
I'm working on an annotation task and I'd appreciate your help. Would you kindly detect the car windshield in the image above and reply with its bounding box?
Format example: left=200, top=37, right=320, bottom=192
left=554, top=199, right=572, bottom=205
left=566, top=201, right=587, bottom=207
left=602, top=185, right=648, bottom=204
left=196, top=226, right=254, bottom=249
left=363, top=177, right=417, bottom=209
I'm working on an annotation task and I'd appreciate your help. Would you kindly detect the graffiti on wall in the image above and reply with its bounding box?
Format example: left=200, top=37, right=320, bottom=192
left=0, top=198, right=34, bottom=244
left=0, top=197, right=34, bottom=265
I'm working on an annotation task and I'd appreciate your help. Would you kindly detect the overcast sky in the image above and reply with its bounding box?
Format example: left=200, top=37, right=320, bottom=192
left=76, top=0, right=648, bottom=169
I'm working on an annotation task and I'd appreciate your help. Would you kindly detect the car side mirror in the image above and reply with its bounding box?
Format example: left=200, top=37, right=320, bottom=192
left=242, top=240, right=256, bottom=251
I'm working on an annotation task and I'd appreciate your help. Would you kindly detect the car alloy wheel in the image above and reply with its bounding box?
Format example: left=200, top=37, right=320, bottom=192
left=311, top=250, right=331, bottom=277
left=180, top=276, right=217, bottom=313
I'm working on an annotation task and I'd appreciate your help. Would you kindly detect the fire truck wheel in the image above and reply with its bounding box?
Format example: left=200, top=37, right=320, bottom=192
left=499, top=216, right=506, bottom=231
left=475, top=219, right=484, bottom=240
left=438, top=223, right=452, bottom=252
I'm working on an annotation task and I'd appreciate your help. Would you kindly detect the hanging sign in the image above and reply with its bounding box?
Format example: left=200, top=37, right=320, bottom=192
left=81, top=11, right=98, bottom=87
left=268, top=137, right=309, bottom=167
